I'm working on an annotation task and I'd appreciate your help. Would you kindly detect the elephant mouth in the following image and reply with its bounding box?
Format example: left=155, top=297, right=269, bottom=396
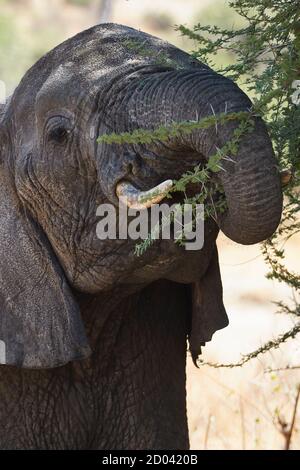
left=116, top=168, right=291, bottom=215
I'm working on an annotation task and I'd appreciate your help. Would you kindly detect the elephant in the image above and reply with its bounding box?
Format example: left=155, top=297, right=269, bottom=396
left=0, top=23, right=282, bottom=449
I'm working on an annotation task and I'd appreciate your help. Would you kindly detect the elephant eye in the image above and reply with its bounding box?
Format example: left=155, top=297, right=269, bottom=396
left=49, top=126, right=69, bottom=143
left=46, top=116, right=72, bottom=144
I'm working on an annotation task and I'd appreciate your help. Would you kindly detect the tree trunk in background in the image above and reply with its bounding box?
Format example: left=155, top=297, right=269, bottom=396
left=99, top=0, right=113, bottom=23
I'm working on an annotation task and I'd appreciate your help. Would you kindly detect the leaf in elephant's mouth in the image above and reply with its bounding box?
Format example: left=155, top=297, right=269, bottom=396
left=168, top=181, right=226, bottom=207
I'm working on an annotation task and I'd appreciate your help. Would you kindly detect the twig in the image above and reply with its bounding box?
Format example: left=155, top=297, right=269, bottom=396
left=204, top=414, right=212, bottom=450
left=198, top=323, right=300, bottom=368
left=266, top=365, right=300, bottom=373
left=285, top=384, right=300, bottom=450
left=240, top=397, right=246, bottom=450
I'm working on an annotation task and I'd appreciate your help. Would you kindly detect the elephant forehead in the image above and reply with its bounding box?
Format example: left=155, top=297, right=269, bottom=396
left=13, top=23, right=194, bottom=110
left=34, top=60, right=130, bottom=113
left=9, top=23, right=199, bottom=144
left=35, top=63, right=79, bottom=111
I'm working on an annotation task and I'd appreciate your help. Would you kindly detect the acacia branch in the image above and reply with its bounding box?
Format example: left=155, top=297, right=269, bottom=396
left=197, top=323, right=300, bottom=368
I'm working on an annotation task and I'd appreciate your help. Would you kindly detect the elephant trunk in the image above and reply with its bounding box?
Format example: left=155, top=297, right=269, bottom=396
left=126, top=69, right=283, bottom=245
left=208, top=121, right=283, bottom=244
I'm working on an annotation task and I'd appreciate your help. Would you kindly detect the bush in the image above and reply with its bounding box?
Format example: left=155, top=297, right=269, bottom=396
left=178, top=0, right=300, bottom=367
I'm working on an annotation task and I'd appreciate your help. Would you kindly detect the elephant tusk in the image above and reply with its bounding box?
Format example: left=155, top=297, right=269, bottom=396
left=116, top=179, right=173, bottom=210
left=280, top=169, right=292, bottom=187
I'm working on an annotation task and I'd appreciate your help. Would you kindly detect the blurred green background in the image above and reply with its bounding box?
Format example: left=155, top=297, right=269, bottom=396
left=0, top=0, right=244, bottom=93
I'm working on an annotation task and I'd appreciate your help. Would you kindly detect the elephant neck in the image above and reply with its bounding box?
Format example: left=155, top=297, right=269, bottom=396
left=72, top=279, right=190, bottom=450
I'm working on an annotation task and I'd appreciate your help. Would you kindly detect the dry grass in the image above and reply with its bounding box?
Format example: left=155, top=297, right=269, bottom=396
left=187, top=233, right=300, bottom=450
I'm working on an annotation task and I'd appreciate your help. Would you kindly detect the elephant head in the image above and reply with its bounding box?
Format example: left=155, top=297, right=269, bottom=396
left=0, top=24, right=282, bottom=369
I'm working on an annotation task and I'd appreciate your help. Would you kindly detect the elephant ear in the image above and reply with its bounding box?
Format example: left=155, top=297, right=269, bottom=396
left=0, top=150, right=91, bottom=368
left=189, top=246, right=229, bottom=365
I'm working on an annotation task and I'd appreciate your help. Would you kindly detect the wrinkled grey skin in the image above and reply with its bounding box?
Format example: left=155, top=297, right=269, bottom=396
left=0, top=24, right=282, bottom=449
